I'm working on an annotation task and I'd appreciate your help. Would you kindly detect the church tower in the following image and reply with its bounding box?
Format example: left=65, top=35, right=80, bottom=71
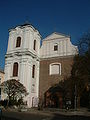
left=4, top=23, right=41, bottom=107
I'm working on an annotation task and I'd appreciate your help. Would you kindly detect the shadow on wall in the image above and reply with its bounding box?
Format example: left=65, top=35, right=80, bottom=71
left=44, top=86, right=63, bottom=109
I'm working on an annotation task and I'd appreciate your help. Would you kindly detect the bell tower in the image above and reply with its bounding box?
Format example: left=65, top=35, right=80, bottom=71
left=5, top=23, right=41, bottom=107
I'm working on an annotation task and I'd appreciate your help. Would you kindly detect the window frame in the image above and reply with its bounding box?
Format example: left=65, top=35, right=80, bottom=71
left=49, top=63, right=61, bottom=75
left=16, top=37, right=21, bottom=48
left=54, top=43, right=58, bottom=51
left=13, top=62, right=18, bottom=77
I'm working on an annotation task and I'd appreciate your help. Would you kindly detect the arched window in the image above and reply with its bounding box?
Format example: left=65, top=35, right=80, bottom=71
left=32, top=65, right=35, bottom=78
left=49, top=63, right=61, bottom=75
left=33, top=40, right=36, bottom=50
left=16, top=37, right=21, bottom=47
left=13, top=62, right=18, bottom=77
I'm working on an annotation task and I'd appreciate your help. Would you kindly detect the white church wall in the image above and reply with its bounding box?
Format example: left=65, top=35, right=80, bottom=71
left=40, top=33, right=78, bottom=58
left=4, top=24, right=78, bottom=108
left=4, top=24, right=41, bottom=107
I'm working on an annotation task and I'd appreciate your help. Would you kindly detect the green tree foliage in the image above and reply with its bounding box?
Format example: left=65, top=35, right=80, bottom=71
left=1, top=79, right=28, bottom=103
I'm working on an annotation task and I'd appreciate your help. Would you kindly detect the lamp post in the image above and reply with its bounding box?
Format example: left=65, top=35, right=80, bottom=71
left=74, top=84, right=77, bottom=110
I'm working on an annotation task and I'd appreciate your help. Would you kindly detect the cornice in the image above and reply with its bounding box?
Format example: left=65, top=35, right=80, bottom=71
left=40, top=55, right=75, bottom=61
left=5, top=50, right=40, bottom=61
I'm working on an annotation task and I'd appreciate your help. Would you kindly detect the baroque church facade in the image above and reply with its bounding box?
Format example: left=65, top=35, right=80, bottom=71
left=4, top=23, right=78, bottom=108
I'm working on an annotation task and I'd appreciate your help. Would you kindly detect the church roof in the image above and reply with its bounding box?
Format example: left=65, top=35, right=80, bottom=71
left=54, top=32, right=70, bottom=37
left=19, top=23, right=31, bottom=27
left=9, top=22, right=34, bottom=30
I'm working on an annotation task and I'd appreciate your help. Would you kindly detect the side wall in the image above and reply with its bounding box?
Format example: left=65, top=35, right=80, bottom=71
left=39, top=56, right=74, bottom=100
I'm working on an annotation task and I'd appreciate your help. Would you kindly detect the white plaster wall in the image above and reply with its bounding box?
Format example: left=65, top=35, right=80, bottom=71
left=5, top=24, right=41, bottom=107
left=7, top=26, right=41, bottom=56
left=5, top=54, right=40, bottom=107
left=40, top=33, right=78, bottom=58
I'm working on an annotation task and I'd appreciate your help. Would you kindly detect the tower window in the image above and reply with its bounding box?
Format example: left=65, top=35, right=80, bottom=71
left=54, top=44, right=58, bottom=51
left=16, top=37, right=21, bottom=47
left=32, top=65, right=35, bottom=78
left=33, top=40, right=36, bottom=50
left=13, top=62, right=18, bottom=77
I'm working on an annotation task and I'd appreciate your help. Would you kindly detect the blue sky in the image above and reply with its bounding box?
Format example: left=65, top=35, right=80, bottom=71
left=0, top=0, right=90, bottom=69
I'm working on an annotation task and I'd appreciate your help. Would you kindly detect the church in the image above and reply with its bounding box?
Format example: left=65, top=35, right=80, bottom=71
left=4, top=23, right=78, bottom=108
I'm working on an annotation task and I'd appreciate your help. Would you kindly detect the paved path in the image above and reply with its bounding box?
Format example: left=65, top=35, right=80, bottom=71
left=1, top=108, right=90, bottom=120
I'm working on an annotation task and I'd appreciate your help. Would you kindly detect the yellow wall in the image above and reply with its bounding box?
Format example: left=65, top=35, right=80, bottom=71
left=0, top=70, right=5, bottom=83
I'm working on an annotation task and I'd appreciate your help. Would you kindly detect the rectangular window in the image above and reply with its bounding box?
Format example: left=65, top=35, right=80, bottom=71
left=33, top=40, right=36, bottom=50
left=54, top=45, right=58, bottom=51
left=32, top=65, right=35, bottom=78
left=16, top=37, right=21, bottom=47
left=13, top=62, right=18, bottom=77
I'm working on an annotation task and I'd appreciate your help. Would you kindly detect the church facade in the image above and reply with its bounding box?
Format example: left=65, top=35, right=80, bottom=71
left=4, top=23, right=78, bottom=107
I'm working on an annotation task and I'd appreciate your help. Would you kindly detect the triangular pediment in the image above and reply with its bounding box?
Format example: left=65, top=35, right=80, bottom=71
left=43, top=32, right=70, bottom=41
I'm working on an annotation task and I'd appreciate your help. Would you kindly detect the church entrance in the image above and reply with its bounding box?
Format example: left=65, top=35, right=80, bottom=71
left=44, top=85, right=63, bottom=108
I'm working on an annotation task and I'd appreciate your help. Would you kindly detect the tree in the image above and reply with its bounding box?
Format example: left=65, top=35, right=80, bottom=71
left=71, top=31, right=90, bottom=108
left=45, top=31, right=90, bottom=109
left=78, top=31, right=90, bottom=55
left=1, top=79, right=28, bottom=106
